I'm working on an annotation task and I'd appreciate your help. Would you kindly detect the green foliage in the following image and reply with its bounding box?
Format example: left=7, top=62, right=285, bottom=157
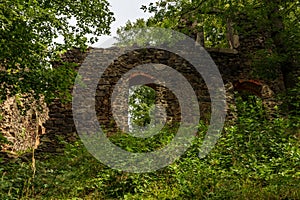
left=109, top=125, right=177, bottom=153
left=0, top=0, right=114, bottom=102
left=252, top=49, right=285, bottom=79
left=116, top=1, right=230, bottom=47
left=117, top=0, right=299, bottom=89
left=281, top=77, right=300, bottom=129
left=1, top=0, right=299, bottom=199
left=1, top=97, right=299, bottom=199
left=117, top=0, right=285, bottom=47
left=1, top=1, right=299, bottom=198
left=128, top=85, right=156, bottom=129
left=0, top=131, right=9, bottom=149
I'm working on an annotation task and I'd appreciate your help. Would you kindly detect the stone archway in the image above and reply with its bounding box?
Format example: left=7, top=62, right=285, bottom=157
left=232, top=79, right=277, bottom=118
left=104, top=70, right=181, bottom=134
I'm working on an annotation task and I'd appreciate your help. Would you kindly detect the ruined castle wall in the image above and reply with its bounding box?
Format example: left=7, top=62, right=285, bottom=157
left=0, top=39, right=284, bottom=154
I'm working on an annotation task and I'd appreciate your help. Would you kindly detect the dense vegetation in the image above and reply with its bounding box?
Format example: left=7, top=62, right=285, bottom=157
left=1, top=0, right=299, bottom=199
left=1, top=92, right=299, bottom=199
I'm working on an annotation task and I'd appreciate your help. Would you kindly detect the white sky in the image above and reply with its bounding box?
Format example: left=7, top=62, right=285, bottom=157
left=92, top=0, right=155, bottom=47
left=106, top=0, right=154, bottom=34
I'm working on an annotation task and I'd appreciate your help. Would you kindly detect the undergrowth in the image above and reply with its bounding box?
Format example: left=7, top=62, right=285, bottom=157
left=0, top=94, right=299, bottom=199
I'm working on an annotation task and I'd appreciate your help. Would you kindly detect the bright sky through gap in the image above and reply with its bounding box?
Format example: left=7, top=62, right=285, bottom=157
left=54, top=0, right=156, bottom=48
left=92, top=0, right=155, bottom=47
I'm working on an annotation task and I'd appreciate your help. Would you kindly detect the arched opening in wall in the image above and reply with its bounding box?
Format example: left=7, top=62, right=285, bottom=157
left=101, top=72, right=182, bottom=153
left=128, top=85, right=157, bottom=132
left=233, top=80, right=264, bottom=98
left=95, top=48, right=207, bottom=136
left=127, top=73, right=181, bottom=133
left=128, top=74, right=163, bottom=133
left=128, top=73, right=157, bottom=132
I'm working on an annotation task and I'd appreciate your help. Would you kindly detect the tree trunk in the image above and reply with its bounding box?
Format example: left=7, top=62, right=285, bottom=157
left=265, top=0, right=299, bottom=90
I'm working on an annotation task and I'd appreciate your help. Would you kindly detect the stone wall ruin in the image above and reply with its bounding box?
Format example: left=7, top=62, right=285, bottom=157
left=1, top=36, right=285, bottom=154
